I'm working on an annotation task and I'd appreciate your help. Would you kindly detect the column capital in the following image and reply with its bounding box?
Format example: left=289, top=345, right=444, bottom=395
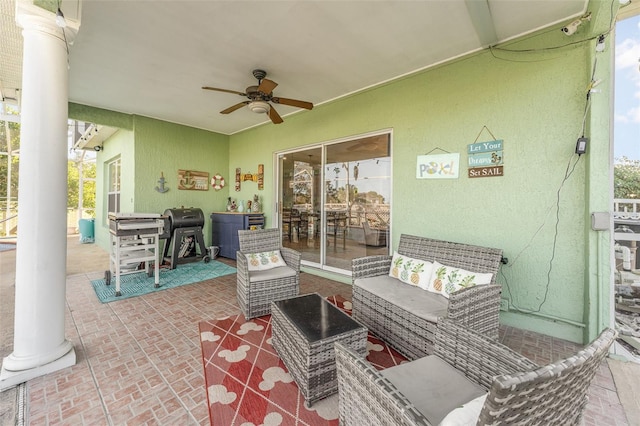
left=16, top=1, right=79, bottom=43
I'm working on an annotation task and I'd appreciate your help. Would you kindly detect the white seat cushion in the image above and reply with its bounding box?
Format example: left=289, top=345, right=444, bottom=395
left=248, top=265, right=297, bottom=283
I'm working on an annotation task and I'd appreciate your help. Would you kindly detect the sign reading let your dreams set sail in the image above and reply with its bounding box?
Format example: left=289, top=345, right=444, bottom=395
left=468, top=140, right=503, bottom=178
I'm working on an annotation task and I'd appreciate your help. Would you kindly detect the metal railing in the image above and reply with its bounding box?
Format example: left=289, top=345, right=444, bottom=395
left=0, top=208, right=95, bottom=237
left=614, top=199, right=640, bottom=220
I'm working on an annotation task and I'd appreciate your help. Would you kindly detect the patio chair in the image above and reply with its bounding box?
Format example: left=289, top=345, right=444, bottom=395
left=335, top=318, right=617, bottom=425
left=236, top=228, right=301, bottom=318
left=362, top=221, right=387, bottom=247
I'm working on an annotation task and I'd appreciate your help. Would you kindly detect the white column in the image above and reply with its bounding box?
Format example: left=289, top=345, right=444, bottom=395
left=0, top=7, right=78, bottom=390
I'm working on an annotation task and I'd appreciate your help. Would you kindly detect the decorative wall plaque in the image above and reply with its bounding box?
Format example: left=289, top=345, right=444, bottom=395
left=177, top=170, right=209, bottom=190
left=258, top=164, right=264, bottom=190
left=468, top=140, right=503, bottom=178
left=416, top=153, right=460, bottom=179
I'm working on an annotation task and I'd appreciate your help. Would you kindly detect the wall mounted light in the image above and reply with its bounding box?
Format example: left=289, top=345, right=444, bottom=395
left=595, top=35, right=606, bottom=52
left=55, top=8, right=66, bottom=28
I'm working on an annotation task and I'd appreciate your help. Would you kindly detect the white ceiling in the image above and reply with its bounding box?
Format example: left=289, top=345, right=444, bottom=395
left=1, top=0, right=592, bottom=135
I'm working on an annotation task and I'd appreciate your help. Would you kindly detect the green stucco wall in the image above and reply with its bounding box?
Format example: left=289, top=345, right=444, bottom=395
left=93, top=128, right=134, bottom=248
left=72, top=109, right=230, bottom=251
left=228, top=17, right=613, bottom=343
left=69, top=103, right=133, bottom=130
left=131, top=115, right=230, bottom=245
left=71, top=0, right=615, bottom=344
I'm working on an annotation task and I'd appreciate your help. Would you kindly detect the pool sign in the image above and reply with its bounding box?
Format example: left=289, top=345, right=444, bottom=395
left=468, top=140, right=503, bottom=178
left=416, top=153, right=460, bottom=179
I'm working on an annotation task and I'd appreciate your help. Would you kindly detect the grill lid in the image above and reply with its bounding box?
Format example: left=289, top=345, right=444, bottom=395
left=163, top=208, right=205, bottom=230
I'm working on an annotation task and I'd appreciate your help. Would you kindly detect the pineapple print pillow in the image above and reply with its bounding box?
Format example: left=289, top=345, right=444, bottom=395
left=427, top=261, right=493, bottom=298
left=389, top=251, right=433, bottom=289
left=245, top=250, right=287, bottom=271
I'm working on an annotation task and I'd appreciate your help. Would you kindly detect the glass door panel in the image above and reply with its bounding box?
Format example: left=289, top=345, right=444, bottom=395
left=278, top=132, right=391, bottom=274
left=280, top=148, right=322, bottom=266
left=324, top=134, right=391, bottom=271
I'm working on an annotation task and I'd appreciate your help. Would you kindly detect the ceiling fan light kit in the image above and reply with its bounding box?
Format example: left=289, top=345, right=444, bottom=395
left=202, top=69, right=313, bottom=124
left=248, top=101, right=270, bottom=114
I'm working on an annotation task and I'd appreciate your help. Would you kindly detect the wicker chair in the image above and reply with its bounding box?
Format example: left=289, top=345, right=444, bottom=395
left=362, top=221, right=387, bottom=247
left=335, top=318, right=617, bottom=426
left=236, top=228, right=301, bottom=319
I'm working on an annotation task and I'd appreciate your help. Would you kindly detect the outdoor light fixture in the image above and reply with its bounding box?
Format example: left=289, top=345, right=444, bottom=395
left=56, top=8, right=66, bottom=28
left=595, top=35, right=606, bottom=52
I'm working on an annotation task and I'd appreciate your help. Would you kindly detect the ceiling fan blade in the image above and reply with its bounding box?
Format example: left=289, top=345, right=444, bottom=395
left=268, top=105, right=284, bottom=124
left=202, top=86, right=246, bottom=96
left=271, top=97, right=313, bottom=110
left=258, top=78, right=278, bottom=94
left=220, top=101, right=250, bottom=114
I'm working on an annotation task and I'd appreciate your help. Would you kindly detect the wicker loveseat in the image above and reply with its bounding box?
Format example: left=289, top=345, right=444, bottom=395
left=335, top=318, right=617, bottom=426
left=352, top=234, right=503, bottom=359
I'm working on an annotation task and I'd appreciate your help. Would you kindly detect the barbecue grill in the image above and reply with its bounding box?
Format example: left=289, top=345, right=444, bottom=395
left=162, top=207, right=209, bottom=269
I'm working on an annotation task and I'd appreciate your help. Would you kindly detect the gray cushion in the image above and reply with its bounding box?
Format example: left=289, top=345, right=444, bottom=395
left=354, top=275, right=448, bottom=322
left=249, top=266, right=297, bottom=282
left=381, top=355, right=487, bottom=425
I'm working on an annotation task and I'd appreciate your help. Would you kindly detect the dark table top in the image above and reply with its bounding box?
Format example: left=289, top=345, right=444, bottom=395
left=273, top=293, right=364, bottom=343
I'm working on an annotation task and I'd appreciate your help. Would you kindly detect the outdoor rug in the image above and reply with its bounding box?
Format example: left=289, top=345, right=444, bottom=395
left=198, top=295, right=407, bottom=426
left=90, top=260, right=236, bottom=303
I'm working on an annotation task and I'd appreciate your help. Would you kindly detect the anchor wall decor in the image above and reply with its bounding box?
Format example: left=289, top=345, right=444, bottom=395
left=155, top=172, right=169, bottom=193
left=177, top=169, right=209, bottom=191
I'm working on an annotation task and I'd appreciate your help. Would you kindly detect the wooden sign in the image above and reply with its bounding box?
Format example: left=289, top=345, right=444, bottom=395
left=469, top=166, right=504, bottom=178
left=258, top=164, right=264, bottom=190
left=416, top=153, right=460, bottom=179
left=235, top=168, right=241, bottom=192
left=177, top=170, right=209, bottom=190
left=242, top=173, right=257, bottom=182
left=468, top=140, right=503, bottom=179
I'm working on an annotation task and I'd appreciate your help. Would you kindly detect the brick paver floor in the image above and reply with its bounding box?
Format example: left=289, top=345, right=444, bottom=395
left=0, top=238, right=632, bottom=425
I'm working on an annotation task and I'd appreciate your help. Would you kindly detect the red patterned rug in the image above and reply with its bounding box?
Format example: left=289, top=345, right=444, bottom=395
left=198, top=295, right=407, bottom=425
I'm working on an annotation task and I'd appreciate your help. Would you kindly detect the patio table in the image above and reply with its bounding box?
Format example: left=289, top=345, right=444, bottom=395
left=271, top=293, right=367, bottom=406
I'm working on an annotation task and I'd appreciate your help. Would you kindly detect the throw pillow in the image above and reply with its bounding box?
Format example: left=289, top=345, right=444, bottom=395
left=389, top=251, right=433, bottom=288
left=246, top=250, right=287, bottom=271
left=427, top=261, right=493, bottom=298
left=438, top=394, right=487, bottom=426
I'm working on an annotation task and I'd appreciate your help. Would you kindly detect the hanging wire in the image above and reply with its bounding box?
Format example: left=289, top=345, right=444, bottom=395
left=424, top=147, right=451, bottom=155
left=473, top=125, right=498, bottom=143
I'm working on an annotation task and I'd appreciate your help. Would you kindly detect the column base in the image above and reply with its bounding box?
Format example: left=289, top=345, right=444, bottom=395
left=0, top=348, right=76, bottom=392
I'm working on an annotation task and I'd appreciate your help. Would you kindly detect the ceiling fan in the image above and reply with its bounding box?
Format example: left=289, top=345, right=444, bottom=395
left=202, top=69, right=313, bottom=124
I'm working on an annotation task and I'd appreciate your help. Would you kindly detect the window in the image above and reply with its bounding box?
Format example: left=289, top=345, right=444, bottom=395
left=107, top=158, right=120, bottom=216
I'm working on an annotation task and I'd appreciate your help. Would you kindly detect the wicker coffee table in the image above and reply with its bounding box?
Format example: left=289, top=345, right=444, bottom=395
left=271, top=293, right=367, bottom=406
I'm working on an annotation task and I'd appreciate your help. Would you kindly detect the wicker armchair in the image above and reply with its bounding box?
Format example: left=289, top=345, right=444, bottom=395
left=335, top=318, right=617, bottom=425
left=362, top=221, right=387, bottom=247
left=236, top=228, right=301, bottom=319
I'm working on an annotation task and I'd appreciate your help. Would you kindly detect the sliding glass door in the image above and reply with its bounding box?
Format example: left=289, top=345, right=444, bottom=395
left=279, top=147, right=322, bottom=266
left=278, top=132, right=391, bottom=274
